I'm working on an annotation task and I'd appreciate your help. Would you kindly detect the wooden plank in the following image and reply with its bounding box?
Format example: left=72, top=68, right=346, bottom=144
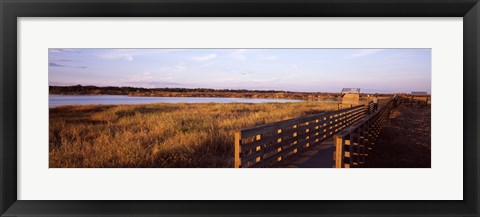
left=334, top=136, right=344, bottom=168
left=234, top=131, right=242, bottom=168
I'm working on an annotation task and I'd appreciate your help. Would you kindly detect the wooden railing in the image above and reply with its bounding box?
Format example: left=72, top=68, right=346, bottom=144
left=234, top=104, right=367, bottom=168
left=333, top=98, right=399, bottom=168
left=404, top=94, right=430, bottom=106
left=365, top=101, right=375, bottom=114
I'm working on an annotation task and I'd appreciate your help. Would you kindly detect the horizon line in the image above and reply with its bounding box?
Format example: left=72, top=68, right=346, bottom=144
left=49, top=84, right=430, bottom=95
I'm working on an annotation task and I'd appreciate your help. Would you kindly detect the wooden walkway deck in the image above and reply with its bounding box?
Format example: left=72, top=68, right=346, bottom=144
left=284, top=138, right=335, bottom=168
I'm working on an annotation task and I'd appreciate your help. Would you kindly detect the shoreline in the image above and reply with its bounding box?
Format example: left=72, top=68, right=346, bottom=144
left=48, top=94, right=346, bottom=108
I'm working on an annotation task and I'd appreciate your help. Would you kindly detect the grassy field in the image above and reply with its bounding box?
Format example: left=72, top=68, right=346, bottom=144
left=49, top=102, right=339, bottom=168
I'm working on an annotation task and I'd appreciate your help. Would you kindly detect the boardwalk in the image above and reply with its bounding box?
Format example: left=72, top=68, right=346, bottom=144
left=288, top=98, right=431, bottom=168
left=234, top=104, right=370, bottom=168
left=284, top=138, right=335, bottom=168
left=233, top=96, right=422, bottom=168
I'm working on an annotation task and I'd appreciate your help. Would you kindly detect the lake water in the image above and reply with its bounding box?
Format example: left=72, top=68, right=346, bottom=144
left=49, top=94, right=307, bottom=108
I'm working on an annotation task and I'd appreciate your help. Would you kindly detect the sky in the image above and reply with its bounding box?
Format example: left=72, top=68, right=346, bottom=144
left=48, top=48, right=431, bottom=93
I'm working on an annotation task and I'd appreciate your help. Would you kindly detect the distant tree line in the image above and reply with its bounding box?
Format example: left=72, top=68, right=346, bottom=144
left=49, top=85, right=343, bottom=100
left=49, top=85, right=329, bottom=94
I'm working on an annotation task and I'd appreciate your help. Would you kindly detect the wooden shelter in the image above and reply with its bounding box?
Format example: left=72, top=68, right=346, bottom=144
left=410, top=91, right=430, bottom=105
left=340, top=88, right=360, bottom=107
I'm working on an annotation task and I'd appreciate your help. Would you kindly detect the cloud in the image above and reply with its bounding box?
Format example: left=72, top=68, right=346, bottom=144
left=195, top=62, right=215, bottom=69
left=97, top=52, right=134, bottom=61
left=95, top=49, right=186, bottom=62
left=49, top=62, right=86, bottom=68
left=228, top=69, right=255, bottom=76
left=291, top=65, right=299, bottom=71
left=109, top=71, right=181, bottom=88
left=260, top=55, right=278, bottom=60
left=49, top=62, right=64, bottom=67
left=240, top=70, right=254, bottom=75
left=345, top=49, right=385, bottom=59
left=252, top=77, right=282, bottom=83
left=230, top=49, right=247, bottom=61
left=191, top=54, right=217, bottom=61
left=159, top=62, right=187, bottom=72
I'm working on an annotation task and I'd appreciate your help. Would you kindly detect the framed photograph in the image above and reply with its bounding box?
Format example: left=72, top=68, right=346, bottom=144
left=1, top=0, right=478, bottom=216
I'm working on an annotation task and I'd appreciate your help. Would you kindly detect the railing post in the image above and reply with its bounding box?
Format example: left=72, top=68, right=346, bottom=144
left=356, top=128, right=361, bottom=166
left=234, top=131, right=242, bottom=168
left=348, top=134, right=353, bottom=167
left=365, top=103, right=371, bottom=115
left=362, top=124, right=366, bottom=164
left=334, top=135, right=344, bottom=168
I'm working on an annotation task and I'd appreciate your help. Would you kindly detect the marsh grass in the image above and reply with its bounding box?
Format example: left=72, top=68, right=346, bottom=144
left=49, top=102, right=338, bottom=168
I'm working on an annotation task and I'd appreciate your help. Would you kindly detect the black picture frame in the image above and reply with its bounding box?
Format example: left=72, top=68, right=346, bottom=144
left=1, top=0, right=478, bottom=216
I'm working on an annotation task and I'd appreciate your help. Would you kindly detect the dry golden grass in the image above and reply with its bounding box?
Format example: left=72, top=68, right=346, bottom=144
left=49, top=102, right=339, bottom=168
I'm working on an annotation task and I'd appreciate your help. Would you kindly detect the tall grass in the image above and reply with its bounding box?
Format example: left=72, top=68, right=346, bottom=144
left=49, top=102, right=339, bottom=168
